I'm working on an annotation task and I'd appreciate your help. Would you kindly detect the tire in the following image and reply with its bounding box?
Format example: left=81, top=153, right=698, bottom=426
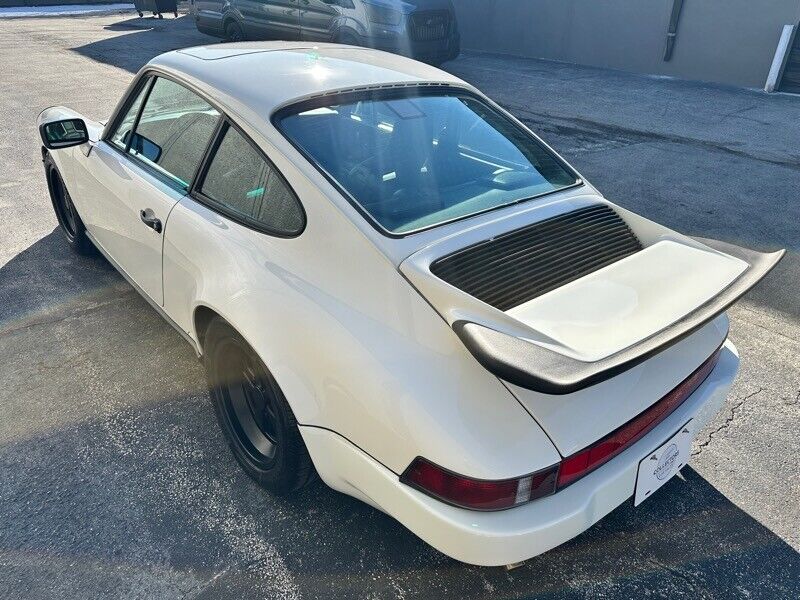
left=44, top=153, right=95, bottom=255
left=224, top=20, right=245, bottom=43
left=204, top=317, right=315, bottom=494
left=335, top=32, right=360, bottom=47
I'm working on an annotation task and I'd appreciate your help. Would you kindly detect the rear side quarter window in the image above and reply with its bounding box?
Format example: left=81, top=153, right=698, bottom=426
left=198, top=124, right=305, bottom=236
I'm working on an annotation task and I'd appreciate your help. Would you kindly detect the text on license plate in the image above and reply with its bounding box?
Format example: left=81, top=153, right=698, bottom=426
left=634, top=420, right=694, bottom=506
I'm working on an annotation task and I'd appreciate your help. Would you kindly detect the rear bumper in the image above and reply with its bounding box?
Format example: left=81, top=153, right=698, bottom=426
left=301, top=340, right=739, bottom=566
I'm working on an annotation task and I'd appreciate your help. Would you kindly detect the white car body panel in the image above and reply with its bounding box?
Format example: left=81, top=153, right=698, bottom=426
left=74, top=141, right=185, bottom=304
left=162, top=191, right=561, bottom=477
left=507, top=315, right=729, bottom=456
left=303, top=340, right=739, bottom=566
left=35, top=43, right=783, bottom=566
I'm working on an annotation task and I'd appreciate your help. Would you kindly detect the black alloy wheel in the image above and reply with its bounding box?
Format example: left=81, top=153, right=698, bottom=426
left=225, top=20, right=244, bottom=43
left=218, top=343, right=280, bottom=466
left=44, top=154, right=94, bottom=255
left=336, top=32, right=360, bottom=47
left=204, top=317, right=315, bottom=493
left=51, top=170, right=79, bottom=239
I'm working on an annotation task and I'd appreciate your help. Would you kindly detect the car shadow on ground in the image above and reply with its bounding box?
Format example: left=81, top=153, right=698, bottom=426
left=1, top=232, right=799, bottom=599
left=104, top=16, right=178, bottom=32
left=0, top=230, right=125, bottom=329
left=71, top=14, right=216, bottom=74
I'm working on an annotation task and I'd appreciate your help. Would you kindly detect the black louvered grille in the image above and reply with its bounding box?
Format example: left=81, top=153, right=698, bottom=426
left=409, top=11, right=451, bottom=41
left=430, top=205, right=643, bottom=311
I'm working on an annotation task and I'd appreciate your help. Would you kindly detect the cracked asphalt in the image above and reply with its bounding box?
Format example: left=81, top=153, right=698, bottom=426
left=1, top=11, right=799, bottom=600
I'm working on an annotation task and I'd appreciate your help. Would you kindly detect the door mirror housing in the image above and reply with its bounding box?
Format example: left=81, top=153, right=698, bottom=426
left=40, top=118, right=89, bottom=150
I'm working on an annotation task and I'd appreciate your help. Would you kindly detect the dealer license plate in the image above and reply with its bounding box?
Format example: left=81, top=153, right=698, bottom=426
left=634, top=420, right=694, bottom=506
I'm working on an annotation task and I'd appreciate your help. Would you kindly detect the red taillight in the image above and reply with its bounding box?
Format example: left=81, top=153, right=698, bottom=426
left=557, top=347, right=722, bottom=489
left=401, top=347, right=722, bottom=511
left=401, top=457, right=557, bottom=511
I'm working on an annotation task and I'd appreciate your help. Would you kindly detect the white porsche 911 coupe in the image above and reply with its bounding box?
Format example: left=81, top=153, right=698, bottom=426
left=37, top=43, right=783, bottom=566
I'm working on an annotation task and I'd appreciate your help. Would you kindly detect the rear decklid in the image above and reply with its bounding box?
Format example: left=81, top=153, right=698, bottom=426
left=400, top=195, right=783, bottom=454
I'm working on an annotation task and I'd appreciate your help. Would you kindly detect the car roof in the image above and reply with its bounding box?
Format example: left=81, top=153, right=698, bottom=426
left=148, top=42, right=467, bottom=115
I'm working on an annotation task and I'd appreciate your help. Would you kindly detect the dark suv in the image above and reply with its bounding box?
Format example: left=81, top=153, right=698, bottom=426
left=190, top=0, right=460, bottom=64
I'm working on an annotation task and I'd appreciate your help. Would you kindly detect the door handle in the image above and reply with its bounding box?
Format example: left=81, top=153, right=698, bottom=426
left=140, top=209, right=162, bottom=233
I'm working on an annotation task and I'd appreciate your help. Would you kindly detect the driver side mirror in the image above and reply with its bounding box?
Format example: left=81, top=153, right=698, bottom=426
left=40, top=118, right=89, bottom=150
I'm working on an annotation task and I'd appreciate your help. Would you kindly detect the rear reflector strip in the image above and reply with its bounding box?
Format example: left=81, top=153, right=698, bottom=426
left=556, top=346, right=723, bottom=489
left=400, top=346, right=722, bottom=511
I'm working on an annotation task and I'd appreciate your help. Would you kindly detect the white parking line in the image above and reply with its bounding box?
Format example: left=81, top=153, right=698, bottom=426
left=0, top=3, right=134, bottom=18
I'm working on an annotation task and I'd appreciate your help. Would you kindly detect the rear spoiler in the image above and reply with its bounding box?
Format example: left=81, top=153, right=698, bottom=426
left=454, top=239, right=784, bottom=395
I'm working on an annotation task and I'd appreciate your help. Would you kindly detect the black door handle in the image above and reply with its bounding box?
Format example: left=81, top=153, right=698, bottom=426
left=139, top=209, right=162, bottom=233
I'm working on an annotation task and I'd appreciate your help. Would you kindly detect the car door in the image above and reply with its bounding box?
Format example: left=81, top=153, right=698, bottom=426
left=193, top=0, right=226, bottom=35
left=74, top=75, right=222, bottom=305
left=235, top=0, right=272, bottom=38
left=244, top=0, right=300, bottom=39
left=299, top=0, right=342, bottom=41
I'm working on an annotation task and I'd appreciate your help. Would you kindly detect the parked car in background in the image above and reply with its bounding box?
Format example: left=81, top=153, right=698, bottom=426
left=189, top=0, right=460, bottom=64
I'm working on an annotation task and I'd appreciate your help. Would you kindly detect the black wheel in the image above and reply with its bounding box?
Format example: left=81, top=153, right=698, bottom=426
left=158, top=13, right=163, bottom=19
left=204, top=317, right=315, bottom=493
left=44, top=154, right=95, bottom=255
left=174, top=10, right=178, bottom=17
left=138, top=11, right=143, bottom=17
left=335, top=32, right=360, bottom=47
left=224, top=20, right=245, bottom=42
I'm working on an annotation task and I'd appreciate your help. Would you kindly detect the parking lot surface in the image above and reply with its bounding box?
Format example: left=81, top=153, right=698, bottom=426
left=1, top=12, right=798, bottom=600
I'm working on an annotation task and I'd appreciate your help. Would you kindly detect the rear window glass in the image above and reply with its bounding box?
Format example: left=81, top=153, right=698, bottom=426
left=277, top=92, right=579, bottom=234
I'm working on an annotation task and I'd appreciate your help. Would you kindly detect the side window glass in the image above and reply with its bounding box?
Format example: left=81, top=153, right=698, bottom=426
left=109, top=78, right=150, bottom=151
left=130, top=77, right=221, bottom=190
left=200, top=126, right=304, bottom=235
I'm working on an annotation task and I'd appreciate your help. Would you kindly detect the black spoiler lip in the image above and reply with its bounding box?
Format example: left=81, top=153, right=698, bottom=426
left=454, top=239, right=785, bottom=396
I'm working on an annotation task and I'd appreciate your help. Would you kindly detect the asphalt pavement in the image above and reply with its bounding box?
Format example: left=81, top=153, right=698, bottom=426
left=0, top=12, right=798, bottom=600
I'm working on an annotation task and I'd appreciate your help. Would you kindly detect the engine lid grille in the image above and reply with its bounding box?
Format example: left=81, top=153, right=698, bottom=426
left=430, top=204, right=643, bottom=311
